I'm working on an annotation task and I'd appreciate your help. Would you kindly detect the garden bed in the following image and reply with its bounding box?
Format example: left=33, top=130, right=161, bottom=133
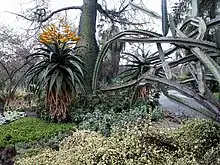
left=13, top=118, right=220, bottom=165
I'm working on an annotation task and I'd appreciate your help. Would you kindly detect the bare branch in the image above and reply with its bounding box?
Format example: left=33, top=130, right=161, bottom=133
left=41, top=6, right=82, bottom=22
left=97, top=3, right=147, bottom=26
left=5, top=6, right=82, bottom=22
left=5, top=11, right=33, bottom=21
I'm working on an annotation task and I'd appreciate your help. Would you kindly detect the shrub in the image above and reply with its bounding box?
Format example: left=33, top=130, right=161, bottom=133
left=70, top=90, right=131, bottom=127
left=16, top=119, right=220, bottom=165
left=5, top=92, right=37, bottom=111
left=14, top=120, right=186, bottom=165
left=15, top=130, right=73, bottom=159
left=72, top=90, right=131, bottom=114
left=204, top=144, right=220, bottom=165
left=171, top=119, right=220, bottom=159
left=33, top=104, right=52, bottom=122
left=78, top=104, right=164, bottom=136
left=0, top=117, right=75, bottom=147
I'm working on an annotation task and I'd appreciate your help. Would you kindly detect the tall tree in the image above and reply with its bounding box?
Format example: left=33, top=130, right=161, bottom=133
left=11, top=0, right=146, bottom=92
left=76, top=0, right=99, bottom=91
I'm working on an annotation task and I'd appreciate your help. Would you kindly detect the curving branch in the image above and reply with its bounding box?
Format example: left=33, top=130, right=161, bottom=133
left=120, top=37, right=219, bottom=52
left=92, top=12, right=220, bottom=122
left=161, top=87, right=220, bottom=122
left=97, top=3, right=147, bottom=26
left=6, top=6, right=82, bottom=22
left=41, top=6, right=82, bottom=22
left=5, top=11, right=33, bottom=21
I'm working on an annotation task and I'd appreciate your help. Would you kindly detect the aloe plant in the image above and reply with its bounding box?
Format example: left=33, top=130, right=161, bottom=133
left=92, top=7, right=220, bottom=122
left=26, top=22, right=85, bottom=122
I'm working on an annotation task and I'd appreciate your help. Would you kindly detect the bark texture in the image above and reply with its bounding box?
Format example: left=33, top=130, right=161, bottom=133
left=77, top=0, right=99, bottom=92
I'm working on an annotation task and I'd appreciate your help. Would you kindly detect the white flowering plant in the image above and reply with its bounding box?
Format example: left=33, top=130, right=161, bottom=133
left=0, top=111, right=26, bottom=125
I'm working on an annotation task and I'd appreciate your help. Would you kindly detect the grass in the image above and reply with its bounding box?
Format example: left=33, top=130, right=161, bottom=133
left=0, top=117, right=76, bottom=147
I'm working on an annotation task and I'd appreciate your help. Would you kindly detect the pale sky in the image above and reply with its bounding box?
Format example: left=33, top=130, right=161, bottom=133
left=0, top=0, right=81, bottom=25
left=0, top=0, right=176, bottom=27
left=0, top=0, right=178, bottom=62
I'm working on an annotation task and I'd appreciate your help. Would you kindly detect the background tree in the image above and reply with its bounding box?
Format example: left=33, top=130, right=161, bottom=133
left=10, top=0, right=153, bottom=92
left=0, top=24, right=36, bottom=98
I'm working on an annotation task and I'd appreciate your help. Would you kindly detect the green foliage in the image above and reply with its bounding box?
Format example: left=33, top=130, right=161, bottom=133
left=73, top=90, right=131, bottom=113
left=171, top=119, right=220, bottom=159
left=16, top=123, right=176, bottom=165
left=0, top=117, right=75, bottom=147
left=77, top=105, right=150, bottom=136
left=204, top=144, right=220, bottom=165
left=214, top=92, right=220, bottom=100
left=26, top=42, right=85, bottom=95
left=15, top=118, right=220, bottom=165
left=71, top=90, right=163, bottom=136
left=70, top=90, right=131, bottom=124
left=71, top=89, right=161, bottom=121
left=16, top=131, right=73, bottom=159
left=26, top=41, right=86, bottom=121
left=148, top=106, right=164, bottom=121
left=33, top=104, right=52, bottom=122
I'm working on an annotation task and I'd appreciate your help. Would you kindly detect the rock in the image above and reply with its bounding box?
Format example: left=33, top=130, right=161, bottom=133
left=0, top=147, right=17, bottom=165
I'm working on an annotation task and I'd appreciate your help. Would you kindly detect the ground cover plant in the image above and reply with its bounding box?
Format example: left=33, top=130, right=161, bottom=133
left=15, top=118, right=220, bottom=165
left=69, top=88, right=163, bottom=136
left=0, top=117, right=75, bottom=147
left=1, top=0, right=220, bottom=164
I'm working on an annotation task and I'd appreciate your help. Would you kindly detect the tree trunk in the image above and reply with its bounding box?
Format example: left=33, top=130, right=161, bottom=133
left=215, top=0, right=220, bottom=102
left=102, top=27, right=123, bottom=83
left=77, top=0, right=99, bottom=92
left=215, top=0, right=220, bottom=17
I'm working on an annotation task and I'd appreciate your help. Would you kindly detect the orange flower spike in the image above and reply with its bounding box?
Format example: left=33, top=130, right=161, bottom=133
left=39, top=21, right=80, bottom=44
left=39, top=36, right=48, bottom=42
left=60, top=37, right=68, bottom=43
left=72, top=37, right=80, bottom=42
left=39, top=38, right=52, bottom=44
left=40, top=33, right=49, bottom=37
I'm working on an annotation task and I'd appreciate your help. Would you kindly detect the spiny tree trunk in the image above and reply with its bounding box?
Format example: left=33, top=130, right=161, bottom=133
left=102, top=27, right=124, bottom=83
left=216, top=0, right=220, bottom=17
left=77, top=0, right=99, bottom=92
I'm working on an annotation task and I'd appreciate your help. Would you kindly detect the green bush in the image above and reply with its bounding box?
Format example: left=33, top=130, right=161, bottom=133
left=0, top=117, right=75, bottom=147
left=37, top=90, right=131, bottom=123
left=78, top=103, right=164, bottom=136
left=204, top=144, right=220, bottom=165
left=171, top=119, right=220, bottom=159
left=72, top=90, right=131, bottom=114
left=70, top=89, right=162, bottom=136
left=14, top=120, right=194, bottom=165
left=16, top=118, right=220, bottom=164
left=33, top=104, right=52, bottom=122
